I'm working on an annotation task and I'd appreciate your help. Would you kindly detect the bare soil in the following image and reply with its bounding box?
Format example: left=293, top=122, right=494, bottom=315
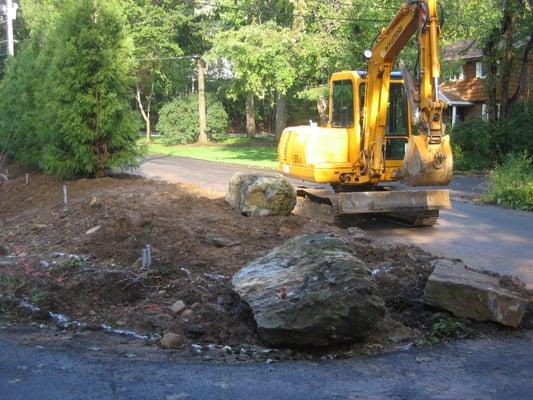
left=0, top=164, right=530, bottom=361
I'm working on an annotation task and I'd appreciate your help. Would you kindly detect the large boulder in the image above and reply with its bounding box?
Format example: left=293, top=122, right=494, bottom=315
left=424, top=259, right=528, bottom=328
left=226, top=172, right=296, bottom=217
left=232, top=233, right=386, bottom=346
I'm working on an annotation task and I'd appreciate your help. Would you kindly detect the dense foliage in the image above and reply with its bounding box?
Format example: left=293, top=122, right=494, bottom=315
left=452, top=104, right=533, bottom=171
left=0, top=0, right=141, bottom=179
left=482, top=153, right=533, bottom=210
left=157, top=94, right=228, bottom=145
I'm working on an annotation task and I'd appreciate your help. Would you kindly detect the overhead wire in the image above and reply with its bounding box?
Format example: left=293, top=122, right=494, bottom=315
left=195, top=1, right=392, bottom=23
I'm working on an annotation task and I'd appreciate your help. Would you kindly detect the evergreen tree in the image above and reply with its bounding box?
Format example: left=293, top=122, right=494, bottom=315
left=0, top=40, right=44, bottom=167
left=40, top=0, right=140, bottom=179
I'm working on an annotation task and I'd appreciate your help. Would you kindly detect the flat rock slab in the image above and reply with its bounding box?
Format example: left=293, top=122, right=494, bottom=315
left=232, top=233, right=385, bottom=346
left=226, top=172, right=296, bottom=217
left=424, top=260, right=528, bottom=328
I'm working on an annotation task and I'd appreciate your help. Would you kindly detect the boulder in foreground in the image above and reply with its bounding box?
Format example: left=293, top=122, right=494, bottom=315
left=232, top=233, right=386, bottom=346
left=424, top=259, right=528, bottom=328
left=226, top=172, right=296, bottom=217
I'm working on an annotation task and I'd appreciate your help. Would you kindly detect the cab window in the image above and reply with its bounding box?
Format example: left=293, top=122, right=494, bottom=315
left=331, top=80, right=354, bottom=128
left=385, top=83, right=409, bottom=160
left=386, top=84, right=408, bottom=136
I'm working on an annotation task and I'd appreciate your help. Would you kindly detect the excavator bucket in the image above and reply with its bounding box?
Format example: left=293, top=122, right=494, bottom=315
left=400, top=133, right=453, bottom=187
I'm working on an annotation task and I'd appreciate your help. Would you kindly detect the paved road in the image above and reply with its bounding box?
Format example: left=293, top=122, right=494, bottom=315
left=2, top=333, right=533, bottom=400
left=135, top=155, right=533, bottom=288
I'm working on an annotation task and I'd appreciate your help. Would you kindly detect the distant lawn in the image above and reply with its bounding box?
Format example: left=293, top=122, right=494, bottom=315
left=139, top=136, right=278, bottom=169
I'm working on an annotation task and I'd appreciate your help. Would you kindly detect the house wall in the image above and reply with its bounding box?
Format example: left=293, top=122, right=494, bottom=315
left=442, top=53, right=533, bottom=105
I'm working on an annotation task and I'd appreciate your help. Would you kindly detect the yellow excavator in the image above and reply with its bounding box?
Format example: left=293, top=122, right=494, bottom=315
left=278, top=0, right=453, bottom=226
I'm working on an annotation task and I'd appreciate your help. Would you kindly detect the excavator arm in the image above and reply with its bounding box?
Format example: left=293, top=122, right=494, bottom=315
left=363, top=0, right=452, bottom=186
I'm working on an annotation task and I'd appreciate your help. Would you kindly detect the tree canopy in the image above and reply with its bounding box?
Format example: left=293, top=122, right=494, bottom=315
left=1, top=0, right=531, bottom=178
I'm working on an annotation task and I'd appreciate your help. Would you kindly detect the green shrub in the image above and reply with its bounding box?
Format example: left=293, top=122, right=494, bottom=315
left=157, top=94, right=228, bottom=145
left=482, top=152, right=533, bottom=210
left=451, top=117, right=492, bottom=171
left=451, top=104, right=533, bottom=171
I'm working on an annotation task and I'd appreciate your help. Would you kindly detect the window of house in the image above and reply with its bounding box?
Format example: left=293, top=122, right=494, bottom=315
left=331, top=80, right=354, bottom=128
left=476, top=61, right=487, bottom=79
left=458, top=66, right=465, bottom=80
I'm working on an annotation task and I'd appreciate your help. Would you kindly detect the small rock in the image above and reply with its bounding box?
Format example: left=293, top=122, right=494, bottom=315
left=32, top=223, right=47, bottom=230
left=186, top=324, right=206, bottom=339
left=191, top=302, right=201, bottom=310
left=221, top=345, right=232, bottom=354
left=115, top=320, right=126, bottom=327
left=124, top=352, right=136, bottom=358
left=210, top=237, right=240, bottom=248
left=181, top=309, right=194, bottom=319
left=216, top=294, right=232, bottom=305
left=89, top=196, right=98, bottom=206
left=346, top=227, right=366, bottom=239
left=171, top=300, right=186, bottom=314
left=160, top=332, right=184, bottom=349
left=415, top=356, right=432, bottom=363
left=85, top=225, right=102, bottom=235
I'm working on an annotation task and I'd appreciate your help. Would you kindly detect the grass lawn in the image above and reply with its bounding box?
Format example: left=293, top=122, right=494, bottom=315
left=139, top=136, right=278, bottom=169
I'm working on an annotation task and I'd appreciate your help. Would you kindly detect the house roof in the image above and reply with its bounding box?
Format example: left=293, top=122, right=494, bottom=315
left=443, top=36, right=531, bottom=61
left=443, top=39, right=484, bottom=61
left=439, top=87, right=474, bottom=106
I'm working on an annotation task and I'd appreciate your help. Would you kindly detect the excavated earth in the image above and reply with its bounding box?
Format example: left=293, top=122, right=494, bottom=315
left=1, top=163, right=531, bottom=362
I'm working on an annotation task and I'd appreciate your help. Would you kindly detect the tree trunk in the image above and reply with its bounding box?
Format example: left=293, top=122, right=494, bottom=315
left=500, top=0, right=517, bottom=120
left=317, top=96, right=328, bottom=126
left=145, top=115, right=151, bottom=141
left=246, top=93, right=256, bottom=137
left=275, top=92, right=286, bottom=140
left=136, top=83, right=152, bottom=142
left=508, top=34, right=533, bottom=107
left=197, top=58, right=209, bottom=144
left=484, top=30, right=499, bottom=123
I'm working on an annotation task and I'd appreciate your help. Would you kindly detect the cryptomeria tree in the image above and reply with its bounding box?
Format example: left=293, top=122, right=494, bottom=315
left=40, top=0, right=140, bottom=179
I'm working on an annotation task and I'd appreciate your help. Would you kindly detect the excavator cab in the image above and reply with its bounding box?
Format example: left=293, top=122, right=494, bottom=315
left=278, top=71, right=411, bottom=186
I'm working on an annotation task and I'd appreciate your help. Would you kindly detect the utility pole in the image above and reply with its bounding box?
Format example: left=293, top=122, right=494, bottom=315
left=1, top=0, right=18, bottom=56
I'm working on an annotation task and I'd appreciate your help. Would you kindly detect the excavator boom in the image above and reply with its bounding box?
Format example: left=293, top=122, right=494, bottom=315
left=363, top=0, right=452, bottom=186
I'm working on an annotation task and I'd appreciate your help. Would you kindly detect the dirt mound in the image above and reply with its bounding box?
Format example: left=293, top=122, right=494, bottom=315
left=1, top=165, right=528, bottom=360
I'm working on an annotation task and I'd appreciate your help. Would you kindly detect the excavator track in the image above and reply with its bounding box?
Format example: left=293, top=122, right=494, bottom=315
left=294, top=187, right=448, bottom=228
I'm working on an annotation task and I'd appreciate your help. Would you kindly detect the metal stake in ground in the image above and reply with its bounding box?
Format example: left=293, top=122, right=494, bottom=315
left=141, top=245, right=152, bottom=270
left=25, top=173, right=29, bottom=185
left=63, top=185, right=68, bottom=205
